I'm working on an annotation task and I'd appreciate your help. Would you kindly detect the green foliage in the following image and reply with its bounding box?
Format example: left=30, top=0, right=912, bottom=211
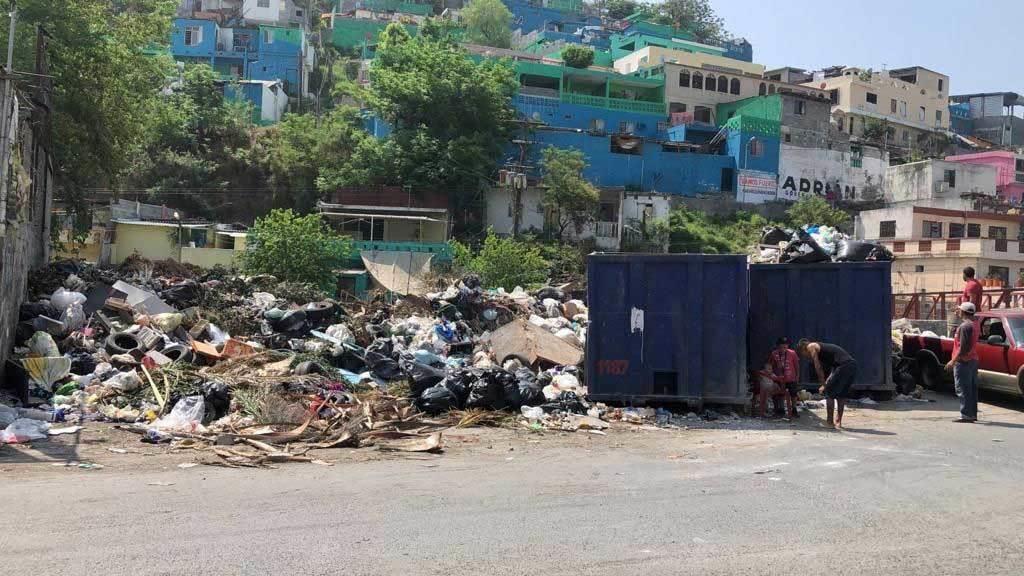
left=786, top=195, right=852, bottom=230
left=862, top=118, right=893, bottom=143
left=540, top=146, right=600, bottom=235
left=651, top=206, right=776, bottom=254
left=461, top=0, right=513, bottom=48
left=648, top=0, right=727, bottom=43
left=378, top=22, right=412, bottom=50
left=561, top=45, right=595, bottom=69
left=463, top=231, right=549, bottom=289
left=449, top=238, right=474, bottom=271
left=606, top=0, right=641, bottom=19
left=241, top=209, right=352, bottom=290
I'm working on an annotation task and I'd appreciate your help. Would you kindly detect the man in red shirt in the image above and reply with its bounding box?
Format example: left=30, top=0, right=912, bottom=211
left=768, top=337, right=800, bottom=419
left=962, top=266, right=983, bottom=309
left=946, top=302, right=979, bottom=422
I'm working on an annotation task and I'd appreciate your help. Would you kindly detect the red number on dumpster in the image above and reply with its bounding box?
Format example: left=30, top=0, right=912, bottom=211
left=598, top=360, right=629, bottom=375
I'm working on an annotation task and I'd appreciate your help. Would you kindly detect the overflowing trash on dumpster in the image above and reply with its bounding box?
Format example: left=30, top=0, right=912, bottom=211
left=752, top=225, right=894, bottom=264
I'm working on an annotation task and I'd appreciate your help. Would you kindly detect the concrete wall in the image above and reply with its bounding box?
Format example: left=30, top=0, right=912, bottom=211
left=946, top=151, right=1024, bottom=203
left=613, top=46, right=765, bottom=77
left=811, top=69, right=950, bottom=133
left=181, top=246, right=240, bottom=268
left=857, top=206, right=1023, bottom=241
left=855, top=205, right=915, bottom=240
left=171, top=18, right=218, bottom=58
left=514, top=95, right=665, bottom=138
left=486, top=186, right=547, bottom=235
left=884, top=160, right=997, bottom=207
left=663, top=63, right=824, bottom=123
left=778, top=144, right=887, bottom=202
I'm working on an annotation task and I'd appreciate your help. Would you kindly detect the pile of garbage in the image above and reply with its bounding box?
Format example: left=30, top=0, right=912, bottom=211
left=0, top=261, right=597, bottom=465
left=753, top=226, right=894, bottom=264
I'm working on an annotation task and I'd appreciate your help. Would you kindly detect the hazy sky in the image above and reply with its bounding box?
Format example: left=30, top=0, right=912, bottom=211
left=712, top=0, right=1024, bottom=95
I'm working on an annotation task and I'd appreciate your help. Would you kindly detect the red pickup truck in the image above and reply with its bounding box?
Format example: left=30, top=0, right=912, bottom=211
left=903, top=309, right=1024, bottom=397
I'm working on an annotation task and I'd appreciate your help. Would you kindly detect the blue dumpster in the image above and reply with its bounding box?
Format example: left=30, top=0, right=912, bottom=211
left=748, top=262, right=894, bottom=391
left=586, top=254, right=749, bottom=406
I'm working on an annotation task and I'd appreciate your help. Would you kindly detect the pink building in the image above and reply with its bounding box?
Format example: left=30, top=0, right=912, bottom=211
left=946, top=151, right=1024, bottom=204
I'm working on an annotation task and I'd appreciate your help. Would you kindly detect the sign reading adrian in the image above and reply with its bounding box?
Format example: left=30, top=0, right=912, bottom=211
left=778, top=176, right=859, bottom=202
left=736, top=170, right=778, bottom=204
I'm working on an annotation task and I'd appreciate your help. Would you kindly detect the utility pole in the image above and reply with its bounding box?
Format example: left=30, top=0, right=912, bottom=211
left=0, top=0, right=17, bottom=231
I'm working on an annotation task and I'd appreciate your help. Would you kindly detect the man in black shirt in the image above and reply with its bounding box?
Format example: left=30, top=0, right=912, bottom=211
left=796, top=339, right=858, bottom=430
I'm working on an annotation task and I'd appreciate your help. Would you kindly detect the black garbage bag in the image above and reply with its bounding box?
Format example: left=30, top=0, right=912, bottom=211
left=442, top=377, right=469, bottom=408
left=515, top=368, right=545, bottom=406
left=866, top=244, right=894, bottom=262
left=536, top=286, right=565, bottom=302
left=416, top=385, right=456, bottom=415
left=364, top=339, right=400, bottom=380
left=782, top=231, right=830, bottom=264
left=68, top=351, right=97, bottom=376
left=402, top=357, right=447, bottom=397
left=466, top=373, right=505, bottom=410
left=541, top=391, right=585, bottom=414
left=160, top=281, right=202, bottom=308
left=760, top=226, right=793, bottom=246
left=461, top=274, right=482, bottom=290
left=202, top=381, right=231, bottom=422
left=835, top=239, right=873, bottom=262
left=273, top=309, right=308, bottom=333
left=19, top=302, right=59, bottom=322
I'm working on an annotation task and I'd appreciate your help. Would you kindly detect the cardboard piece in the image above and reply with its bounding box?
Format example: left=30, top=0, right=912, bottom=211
left=111, top=281, right=176, bottom=315
left=488, top=318, right=583, bottom=367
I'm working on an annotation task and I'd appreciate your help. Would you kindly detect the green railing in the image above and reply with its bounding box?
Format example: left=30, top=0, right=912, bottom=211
left=561, top=92, right=665, bottom=115
left=343, top=240, right=453, bottom=266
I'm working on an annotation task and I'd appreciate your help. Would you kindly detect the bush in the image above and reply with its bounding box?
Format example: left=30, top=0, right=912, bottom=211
left=562, top=45, right=595, bottom=69
left=463, top=231, right=549, bottom=289
left=786, top=195, right=851, bottom=230
left=241, top=209, right=352, bottom=290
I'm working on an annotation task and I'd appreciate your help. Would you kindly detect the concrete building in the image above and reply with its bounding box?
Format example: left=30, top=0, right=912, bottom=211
left=104, top=220, right=246, bottom=269
left=805, top=66, right=950, bottom=159
left=884, top=160, right=998, bottom=209
left=176, top=0, right=308, bottom=28
left=949, top=92, right=1024, bottom=148
left=224, top=79, right=289, bottom=124
left=856, top=205, right=1024, bottom=292
left=946, top=151, right=1024, bottom=204
left=613, top=45, right=765, bottom=78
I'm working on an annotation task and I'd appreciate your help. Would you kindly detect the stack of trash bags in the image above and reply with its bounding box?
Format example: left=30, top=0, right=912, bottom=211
left=754, top=225, right=894, bottom=264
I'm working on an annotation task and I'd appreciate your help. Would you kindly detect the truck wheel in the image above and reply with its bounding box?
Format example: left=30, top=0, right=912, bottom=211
left=915, top=351, right=943, bottom=391
left=1017, top=367, right=1024, bottom=398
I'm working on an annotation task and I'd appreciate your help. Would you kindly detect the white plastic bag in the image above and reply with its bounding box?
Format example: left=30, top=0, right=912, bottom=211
left=0, top=418, right=51, bottom=443
left=520, top=406, right=544, bottom=421
left=554, top=328, right=582, bottom=347
left=207, top=324, right=228, bottom=345
left=325, top=323, right=355, bottom=345
left=60, top=302, right=87, bottom=333
left=50, top=288, right=87, bottom=310
left=151, top=396, right=205, bottom=432
left=0, top=404, right=17, bottom=428
left=102, top=370, right=143, bottom=392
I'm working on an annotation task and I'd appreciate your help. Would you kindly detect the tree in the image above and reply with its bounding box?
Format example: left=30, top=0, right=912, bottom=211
left=378, top=21, right=412, bottom=50
left=648, top=206, right=778, bottom=254
left=464, top=230, right=549, bottom=289
left=606, top=0, right=640, bottom=19
left=368, top=27, right=517, bottom=224
left=786, top=195, right=852, bottom=230
left=540, top=147, right=600, bottom=236
left=861, top=118, right=893, bottom=144
left=561, top=45, right=595, bottom=69
left=241, top=209, right=352, bottom=289
left=461, top=0, right=513, bottom=48
left=651, top=0, right=727, bottom=44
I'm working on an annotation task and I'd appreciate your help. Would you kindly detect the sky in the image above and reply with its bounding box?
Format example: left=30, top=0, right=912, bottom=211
left=712, top=0, right=1024, bottom=96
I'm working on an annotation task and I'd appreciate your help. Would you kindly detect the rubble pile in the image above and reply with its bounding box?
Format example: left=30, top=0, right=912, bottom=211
left=752, top=226, right=894, bottom=264
left=0, top=261, right=602, bottom=465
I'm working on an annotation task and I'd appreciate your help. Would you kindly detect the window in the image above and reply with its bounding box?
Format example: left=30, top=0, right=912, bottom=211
left=947, top=239, right=961, bottom=251
left=184, top=25, right=202, bottom=46
left=915, top=265, right=925, bottom=273
left=866, top=92, right=878, bottom=105
left=730, top=78, right=740, bottom=95
left=748, top=138, right=764, bottom=157
left=890, top=98, right=897, bottom=114
left=759, top=82, right=767, bottom=96
left=768, top=84, right=776, bottom=94
left=794, top=100, right=806, bottom=115
left=919, top=240, right=932, bottom=252
left=295, top=8, right=304, bottom=16
left=829, top=89, right=839, bottom=104
left=938, top=78, right=944, bottom=92
left=717, top=76, right=728, bottom=93
left=589, top=118, right=605, bottom=131
left=944, top=169, right=956, bottom=188
left=996, top=239, right=1009, bottom=252
left=263, top=29, right=274, bottom=44
left=893, top=241, right=905, bottom=253
left=879, top=220, right=896, bottom=238
left=921, top=220, right=943, bottom=238
left=229, top=63, right=242, bottom=76
left=693, top=106, right=712, bottom=123
left=949, top=223, right=964, bottom=238
left=257, top=0, right=270, bottom=7
left=784, top=133, right=792, bottom=143
left=935, top=110, right=942, bottom=124
left=1016, top=158, right=1024, bottom=172
left=837, top=117, right=844, bottom=131
left=618, top=121, right=636, bottom=133
left=705, top=75, right=716, bottom=91
left=901, top=130, right=909, bottom=145
left=679, top=70, right=690, bottom=87
left=989, top=266, right=1010, bottom=287
left=721, top=167, right=735, bottom=192
left=968, top=223, right=981, bottom=238
left=989, top=226, right=1007, bottom=240
left=919, top=106, right=926, bottom=121
left=849, top=117, right=855, bottom=134
left=899, top=101, right=907, bottom=117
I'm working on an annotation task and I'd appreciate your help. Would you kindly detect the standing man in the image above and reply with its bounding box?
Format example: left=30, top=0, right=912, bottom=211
left=769, top=337, right=800, bottom=419
left=946, top=302, right=979, bottom=423
left=796, top=339, right=857, bottom=430
left=962, top=266, right=983, bottom=309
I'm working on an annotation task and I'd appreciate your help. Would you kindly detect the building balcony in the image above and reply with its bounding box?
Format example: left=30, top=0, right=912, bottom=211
left=322, top=186, right=448, bottom=211
left=594, top=220, right=619, bottom=238
left=880, top=237, right=1024, bottom=260
left=560, top=92, right=664, bottom=115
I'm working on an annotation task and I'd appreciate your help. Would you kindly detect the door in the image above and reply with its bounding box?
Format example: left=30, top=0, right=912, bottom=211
left=976, top=317, right=1017, bottom=394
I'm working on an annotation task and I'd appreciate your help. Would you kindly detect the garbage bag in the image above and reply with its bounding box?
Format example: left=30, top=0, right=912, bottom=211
left=151, top=395, right=205, bottom=432
left=50, top=288, right=87, bottom=310
left=202, top=381, right=231, bottom=422
left=0, top=404, right=18, bottom=428
left=19, top=302, right=59, bottom=322
left=21, top=357, right=72, bottom=392
left=541, top=391, right=585, bottom=414
left=149, top=313, right=184, bottom=333
left=402, top=358, right=447, bottom=397
left=102, top=370, right=143, bottom=392
left=364, top=339, right=401, bottom=380
left=535, top=286, right=565, bottom=302
left=68, top=351, right=97, bottom=375
left=0, top=418, right=50, bottom=444
left=325, top=323, right=356, bottom=345
left=441, top=378, right=469, bottom=408
left=760, top=226, right=792, bottom=246
left=274, top=309, right=308, bottom=333
left=466, top=373, right=505, bottom=410
left=159, top=281, right=202, bottom=307
left=781, top=232, right=830, bottom=264
left=461, top=274, right=482, bottom=290
left=26, top=331, right=60, bottom=358
left=416, top=385, right=456, bottom=415
left=59, top=303, right=87, bottom=333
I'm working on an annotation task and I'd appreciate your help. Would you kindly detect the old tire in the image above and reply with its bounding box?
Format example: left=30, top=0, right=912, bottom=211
left=106, top=332, right=141, bottom=356
left=1017, top=366, right=1024, bottom=398
left=915, top=351, right=943, bottom=391
left=304, top=301, right=334, bottom=323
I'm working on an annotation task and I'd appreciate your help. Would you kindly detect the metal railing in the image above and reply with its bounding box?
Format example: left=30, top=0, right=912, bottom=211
left=560, top=92, right=665, bottom=115
left=594, top=221, right=619, bottom=238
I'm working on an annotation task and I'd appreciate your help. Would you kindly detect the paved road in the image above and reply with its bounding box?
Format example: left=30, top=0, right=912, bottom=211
left=4, top=391, right=1024, bottom=575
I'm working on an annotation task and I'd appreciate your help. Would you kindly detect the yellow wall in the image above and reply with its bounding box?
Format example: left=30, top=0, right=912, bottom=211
left=181, top=247, right=240, bottom=269
left=811, top=69, right=950, bottom=134
left=111, top=224, right=178, bottom=264
left=614, top=46, right=766, bottom=77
